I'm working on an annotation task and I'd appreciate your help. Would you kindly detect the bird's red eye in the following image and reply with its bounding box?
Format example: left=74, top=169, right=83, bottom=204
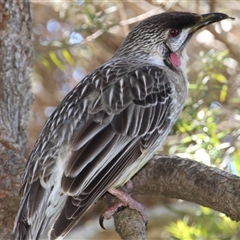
left=169, top=28, right=181, bottom=37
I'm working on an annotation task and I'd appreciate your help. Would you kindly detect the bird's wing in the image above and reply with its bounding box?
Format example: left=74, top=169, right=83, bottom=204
left=14, top=61, right=173, bottom=239
left=50, top=63, right=173, bottom=239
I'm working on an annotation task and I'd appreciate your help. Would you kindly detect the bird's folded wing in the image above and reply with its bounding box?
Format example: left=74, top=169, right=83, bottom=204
left=16, top=62, right=173, bottom=239
left=50, top=63, right=173, bottom=238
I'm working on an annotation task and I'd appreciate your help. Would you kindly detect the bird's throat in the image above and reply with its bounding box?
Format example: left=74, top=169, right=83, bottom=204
left=170, top=53, right=181, bottom=67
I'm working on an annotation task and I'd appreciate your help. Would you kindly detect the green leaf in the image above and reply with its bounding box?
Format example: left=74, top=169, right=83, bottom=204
left=62, top=49, right=74, bottom=66
left=84, top=5, right=95, bottom=22
left=49, top=51, right=65, bottom=71
left=219, top=85, right=228, bottom=102
left=229, top=97, right=240, bottom=103
left=211, top=73, right=227, bottom=83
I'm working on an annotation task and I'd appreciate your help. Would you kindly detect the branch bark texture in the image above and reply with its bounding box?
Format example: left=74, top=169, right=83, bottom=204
left=0, top=0, right=32, bottom=238
left=103, top=155, right=240, bottom=239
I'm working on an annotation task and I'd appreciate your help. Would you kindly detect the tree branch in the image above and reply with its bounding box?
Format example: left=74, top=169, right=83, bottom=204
left=103, top=155, right=240, bottom=239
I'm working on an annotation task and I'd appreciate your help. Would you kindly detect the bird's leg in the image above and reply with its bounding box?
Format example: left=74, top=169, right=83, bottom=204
left=108, top=188, right=147, bottom=220
left=99, top=181, right=147, bottom=229
left=120, top=179, right=133, bottom=194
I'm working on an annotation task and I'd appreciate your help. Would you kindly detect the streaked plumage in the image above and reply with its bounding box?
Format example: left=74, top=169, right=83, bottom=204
left=13, top=11, right=233, bottom=240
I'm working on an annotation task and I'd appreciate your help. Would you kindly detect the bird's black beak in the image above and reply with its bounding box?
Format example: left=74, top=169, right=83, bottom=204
left=190, top=12, right=235, bottom=34
left=180, top=12, right=235, bottom=52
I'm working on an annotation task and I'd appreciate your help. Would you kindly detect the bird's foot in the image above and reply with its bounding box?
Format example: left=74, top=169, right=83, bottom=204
left=99, top=183, right=147, bottom=229
left=121, top=179, right=133, bottom=193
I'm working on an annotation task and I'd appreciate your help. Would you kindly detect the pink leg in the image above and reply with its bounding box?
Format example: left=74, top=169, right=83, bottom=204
left=99, top=182, right=147, bottom=229
left=124, top=179, right=133, bottom=193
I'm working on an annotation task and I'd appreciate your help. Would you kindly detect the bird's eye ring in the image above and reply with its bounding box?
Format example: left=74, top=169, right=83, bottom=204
left=169, top=28, right=181, bottom=37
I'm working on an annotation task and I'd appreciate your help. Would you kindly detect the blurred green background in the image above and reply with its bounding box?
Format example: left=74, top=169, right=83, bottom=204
left=30, top=1, right=240, bottom=239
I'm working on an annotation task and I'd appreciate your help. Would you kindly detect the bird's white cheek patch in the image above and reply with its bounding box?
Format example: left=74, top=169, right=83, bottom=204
left=170, top=53, right=181, bottom=67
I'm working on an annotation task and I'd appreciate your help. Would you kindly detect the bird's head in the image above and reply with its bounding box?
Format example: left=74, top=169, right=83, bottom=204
left=115, top=11, right=234, bottom=70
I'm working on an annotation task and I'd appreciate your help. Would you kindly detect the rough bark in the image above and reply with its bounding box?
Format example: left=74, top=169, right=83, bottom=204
left=103, top=156, right=240, bottom=240
left=0, top=0, right=32, bottom=238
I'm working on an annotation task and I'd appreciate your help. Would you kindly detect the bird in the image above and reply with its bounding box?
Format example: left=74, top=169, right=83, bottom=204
left=13, top=11, right=233, bottom=240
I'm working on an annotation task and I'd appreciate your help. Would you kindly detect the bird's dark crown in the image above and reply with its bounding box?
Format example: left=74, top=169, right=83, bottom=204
left=114, top=11, right=232, bottom=58
left=136, top=11, right=199, bottom=31
left=114, top=11, right=200, bottom=57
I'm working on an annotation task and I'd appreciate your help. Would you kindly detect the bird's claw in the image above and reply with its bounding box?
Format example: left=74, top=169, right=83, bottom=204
left=99, top=187, right=148, bottom=230
left=99, top=214, right=106, bottom=230
left=99, top=204, right=127, bottom=230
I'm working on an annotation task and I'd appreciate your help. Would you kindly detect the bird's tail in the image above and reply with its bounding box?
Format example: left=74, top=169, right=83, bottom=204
left=12, top=181, right=52, bottom=240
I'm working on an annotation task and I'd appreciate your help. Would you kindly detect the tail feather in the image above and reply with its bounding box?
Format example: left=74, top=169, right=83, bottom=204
left=13, top=181, right=53, bottom=240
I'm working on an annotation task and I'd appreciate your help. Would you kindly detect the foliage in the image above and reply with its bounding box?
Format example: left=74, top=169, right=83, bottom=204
left=166, top=206, right=240, bottom=240
left=167, top=49, right=240, bottom=168
left=165, top=49, right=240, bottom=239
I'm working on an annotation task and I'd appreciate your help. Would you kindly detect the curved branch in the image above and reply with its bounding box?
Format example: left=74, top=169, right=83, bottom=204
left=103, top=155, right=240, bottom=239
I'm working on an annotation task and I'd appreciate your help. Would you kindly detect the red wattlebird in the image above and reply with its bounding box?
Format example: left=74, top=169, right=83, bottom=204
left=13, top=11, right=234, bottom=240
